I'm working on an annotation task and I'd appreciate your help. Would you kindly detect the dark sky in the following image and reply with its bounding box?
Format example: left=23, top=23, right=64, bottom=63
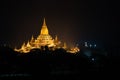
left=0, top=0, right=119, bottom=48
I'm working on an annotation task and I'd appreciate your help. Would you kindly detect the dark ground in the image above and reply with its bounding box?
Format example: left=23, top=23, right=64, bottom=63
left=0, top=46, right=120, bottom=79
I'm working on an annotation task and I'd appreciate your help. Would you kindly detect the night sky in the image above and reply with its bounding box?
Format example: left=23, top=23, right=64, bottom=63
left=0, top=0, right=119, bottom=48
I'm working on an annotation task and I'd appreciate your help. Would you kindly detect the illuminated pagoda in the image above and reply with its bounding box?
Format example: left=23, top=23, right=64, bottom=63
left=14, top=18, right=79, bottom=53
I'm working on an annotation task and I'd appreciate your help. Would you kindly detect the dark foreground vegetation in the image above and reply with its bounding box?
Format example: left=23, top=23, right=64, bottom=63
left=0, top=46, right=120, bottom=79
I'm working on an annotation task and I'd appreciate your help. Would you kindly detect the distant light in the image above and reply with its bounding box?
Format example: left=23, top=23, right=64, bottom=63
left=94, top=44, right=96, bottom=47
left=89, top=44, right=92, bottom=47
left=85, top=42, right=88, bottom=47
left=92, top=58, right=95, bottom=61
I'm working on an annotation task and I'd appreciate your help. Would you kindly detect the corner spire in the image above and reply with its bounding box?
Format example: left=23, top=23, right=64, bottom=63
left=55, top=35, right=58, bottom=41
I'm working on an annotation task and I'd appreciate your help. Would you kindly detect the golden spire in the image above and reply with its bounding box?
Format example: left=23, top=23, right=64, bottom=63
left=14, top=46, right=17, bottom=51
left=40, top=18, right=49, bottom=35
left=43, top=18, right=46, bottom=26
left=63, top=42, right=67, bottom=49
left=31, top=35, right=34, bottom=40
left=26, top=41, right=31, bottom=47
left=55, top=35, right=58, bottom=41
left=21, top=42, right=26, bottom=50
left=30, top=35, right=34, bottom=42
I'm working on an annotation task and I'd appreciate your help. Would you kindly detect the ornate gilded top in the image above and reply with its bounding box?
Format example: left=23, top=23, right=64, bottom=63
left=40, top=18, right=49, bottom=35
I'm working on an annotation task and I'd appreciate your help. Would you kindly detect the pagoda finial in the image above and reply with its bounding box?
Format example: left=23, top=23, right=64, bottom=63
left=40, top=18, right=49, bottom=34
left=43, top=17, right=46, bottom=26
